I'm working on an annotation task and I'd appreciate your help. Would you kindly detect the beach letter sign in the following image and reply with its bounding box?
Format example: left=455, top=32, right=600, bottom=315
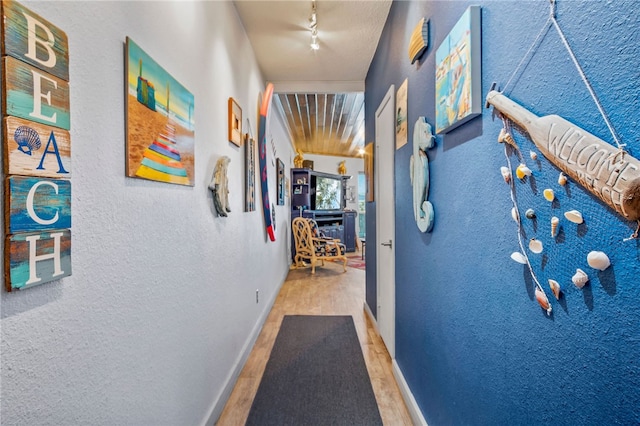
left=2, top=0, right=72, bottom=291
left=6, top=230, right=72, bottom=291
left=3, top=116, right=71, bottom=177
left=6, top=176, right=72, bottom=233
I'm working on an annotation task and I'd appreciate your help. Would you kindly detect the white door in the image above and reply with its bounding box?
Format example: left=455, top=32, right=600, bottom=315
left=375, top=85, right=396, bottom=358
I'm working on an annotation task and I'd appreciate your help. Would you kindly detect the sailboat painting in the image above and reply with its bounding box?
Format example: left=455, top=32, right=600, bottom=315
left=125, top=37, right=195, bottom=186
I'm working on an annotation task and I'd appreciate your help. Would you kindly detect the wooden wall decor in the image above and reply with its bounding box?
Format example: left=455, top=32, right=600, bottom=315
left=6, top=175, right=71, bottom=233
left=1, top=0, right=72, bottom=291
left=486, top=90, right=640, bottom=221
left=3, top=116, right=71, bottom=177
left=2, top=56, right=71, bottom=129
left=245, top=133, right=256, bottom=212
left=408, top=17, right=429, bottom=64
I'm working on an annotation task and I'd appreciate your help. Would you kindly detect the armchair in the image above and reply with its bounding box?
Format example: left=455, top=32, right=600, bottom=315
left=292, top=217, right=347, bottom=274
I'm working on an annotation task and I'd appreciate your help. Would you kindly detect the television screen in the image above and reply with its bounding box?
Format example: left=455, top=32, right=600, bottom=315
left=315, top=176, right=342, bottom=210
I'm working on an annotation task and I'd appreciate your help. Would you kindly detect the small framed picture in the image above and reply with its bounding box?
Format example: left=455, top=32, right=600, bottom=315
left=228, top=97, right=242, bottom=146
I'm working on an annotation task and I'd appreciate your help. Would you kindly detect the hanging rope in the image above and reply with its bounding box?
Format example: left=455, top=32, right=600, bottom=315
left=503, top=18, right=552, bottom=96
left=548, top=0, right=626, bottom=153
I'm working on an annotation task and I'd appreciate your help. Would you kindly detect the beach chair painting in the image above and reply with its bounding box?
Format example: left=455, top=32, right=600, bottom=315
left=125, top=37, right=195, bottom=186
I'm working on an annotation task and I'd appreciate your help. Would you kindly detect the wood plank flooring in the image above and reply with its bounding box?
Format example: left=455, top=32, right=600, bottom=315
left=216, top=261, right=413, bottom=425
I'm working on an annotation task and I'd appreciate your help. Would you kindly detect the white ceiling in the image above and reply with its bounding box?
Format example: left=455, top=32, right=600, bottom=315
left=234, top=1, right=391, bottom=157
left=234, top=0, right=392, bottom=91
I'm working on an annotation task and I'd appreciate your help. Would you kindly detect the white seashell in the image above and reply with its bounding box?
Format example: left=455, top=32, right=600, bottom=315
left=543, top=188, right=555, bottom=202
left=525, top=208, right=536, bottom=219
left=548, top=279, right=562, bottom=300
left=529, top=238, right=543, bottom=254
left=535, top=287, right=552, bottom=315
left=551, top=216, right=559, bottom=237
left=511, top=252, right=527, bottom=264
left=564, top=210, right=584, bottom=224
left=511, top=207, right=520, bottom=223
left=500, top=166, right=511, bottom=183
left=587, top=251, right=610, bottom=271
left=516, top=163, right=532, bottom=179
left=572, top=268, right=589, bottom=289
left=558, top=172, right=568, bottom=186
left=530, top=150, right=538, bottom=161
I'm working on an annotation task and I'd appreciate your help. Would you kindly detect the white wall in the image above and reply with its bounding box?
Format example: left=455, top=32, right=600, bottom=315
left=0, top=2, right=293, bottom=425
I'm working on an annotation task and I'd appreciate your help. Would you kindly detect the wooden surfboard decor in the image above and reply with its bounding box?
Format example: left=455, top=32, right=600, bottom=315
left=486, top=90, right=640, bottom=221
left=258, top=83, right=276, bottom=241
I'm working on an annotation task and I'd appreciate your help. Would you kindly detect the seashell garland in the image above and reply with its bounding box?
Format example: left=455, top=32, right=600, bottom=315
left=529, top=238, right=543, bottom=254
left=548, top=279, right=562, bottom=300
left=543, top=188, right=555, bottom=202
left=511, top=207, right=520, bottom=223
left=535, top=287, right=552, bottom=315
left=511, top=252, right=527, bottom=265
left=564, top=210, right=584, bottom=224
left=516, top=163, right=532, bottom=179
left=558, top=172, right=568, bottom=186
left=572, top=268, right=589, bottom=289
left=587, top=251, right=610, bottom=271
left=501, top=166, right=512, bottom=184
left=551, top=216, right=559, bottom=237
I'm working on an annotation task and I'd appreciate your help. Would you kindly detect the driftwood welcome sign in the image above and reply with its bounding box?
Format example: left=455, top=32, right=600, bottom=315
left=486, top=90, right=640, bottom=222
left=2, top=0, right=72, bottom=291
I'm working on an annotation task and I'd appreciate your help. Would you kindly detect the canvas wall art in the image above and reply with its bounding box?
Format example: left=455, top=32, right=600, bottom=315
left=435, top=6, right=481, bottom=134
left=125, top=37, right=195, bottom=186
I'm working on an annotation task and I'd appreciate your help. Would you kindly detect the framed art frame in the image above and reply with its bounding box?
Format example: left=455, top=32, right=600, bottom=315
left=276, top=158, right=285, bottom=205
left=244, top=133, right=256, bottom=212
left=228, top=97, right=242, bottom=146
left=435, top=6, right=481, bottom=134
left=364, top=142, right=374, bottom=202
left=396, top=78, right=408, bottom=149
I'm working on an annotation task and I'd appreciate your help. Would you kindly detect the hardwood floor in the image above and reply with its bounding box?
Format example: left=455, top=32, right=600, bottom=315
left=216, top=261, right=413, bottom=425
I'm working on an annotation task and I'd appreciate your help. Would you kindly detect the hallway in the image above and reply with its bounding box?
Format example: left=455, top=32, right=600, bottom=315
left=216, top=263, right=413, bottom=425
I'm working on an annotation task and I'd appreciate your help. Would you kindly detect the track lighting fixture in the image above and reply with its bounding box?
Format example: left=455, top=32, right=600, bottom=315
left=309, top=1, right=319, bottom=50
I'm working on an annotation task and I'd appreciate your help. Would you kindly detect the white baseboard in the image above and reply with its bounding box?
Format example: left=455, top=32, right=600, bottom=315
left=364, top=302, right=427, bottom=426
left=201, top=272, right=286, bottom=426
left=392, top=360, right=428, bottom=425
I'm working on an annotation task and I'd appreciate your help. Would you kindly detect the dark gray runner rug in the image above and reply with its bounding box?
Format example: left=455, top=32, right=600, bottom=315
left=245, top=315, right=383, bottom=426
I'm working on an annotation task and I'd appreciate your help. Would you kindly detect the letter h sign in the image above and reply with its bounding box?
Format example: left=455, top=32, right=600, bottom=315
left=2, top=1, right=72, bottom=291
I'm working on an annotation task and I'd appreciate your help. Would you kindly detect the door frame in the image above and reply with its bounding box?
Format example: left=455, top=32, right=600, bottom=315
left=375, top=84, right=396, bottom=358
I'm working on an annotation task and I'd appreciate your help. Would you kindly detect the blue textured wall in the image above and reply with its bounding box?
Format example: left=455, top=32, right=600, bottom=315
left=365, top=1, right=640, bottom=424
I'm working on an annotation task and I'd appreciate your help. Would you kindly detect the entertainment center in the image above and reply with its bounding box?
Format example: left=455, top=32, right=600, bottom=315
left=291, top=168, right=357, bottom=252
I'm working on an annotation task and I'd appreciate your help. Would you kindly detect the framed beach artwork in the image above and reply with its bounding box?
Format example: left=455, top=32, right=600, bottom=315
left=435, top=6, right=481, bottom=134
left=125, top=37, right=195, bottom=186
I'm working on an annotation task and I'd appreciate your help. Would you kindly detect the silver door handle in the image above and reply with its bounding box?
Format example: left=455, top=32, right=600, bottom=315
left=381, top=240, right=392, bottom=248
